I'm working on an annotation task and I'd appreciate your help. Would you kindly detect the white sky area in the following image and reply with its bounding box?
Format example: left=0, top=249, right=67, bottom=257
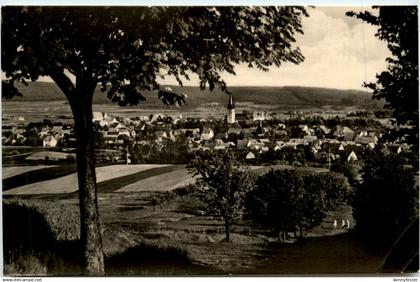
left=161, top=6, right=391, bottom=90
left=4, top=6, right=391, bottom=91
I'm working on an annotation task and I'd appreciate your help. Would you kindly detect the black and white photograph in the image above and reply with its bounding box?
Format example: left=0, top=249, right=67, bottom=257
left=1, top=3, right=419, bottom=278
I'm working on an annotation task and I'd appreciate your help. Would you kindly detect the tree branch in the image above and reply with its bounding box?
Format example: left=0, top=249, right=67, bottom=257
left=48, top=68, right=77, bottom=101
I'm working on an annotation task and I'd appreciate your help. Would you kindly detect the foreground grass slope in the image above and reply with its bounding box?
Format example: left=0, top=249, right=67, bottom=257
left=3, top=191, right=387, bottom=276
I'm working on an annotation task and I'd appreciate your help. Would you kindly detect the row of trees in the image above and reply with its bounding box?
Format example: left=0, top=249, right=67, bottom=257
left=189, top=148, right=418, bottom=247
left=188, top=150, right=351, bottom=241
left=246, top=169, right=349, bottom=240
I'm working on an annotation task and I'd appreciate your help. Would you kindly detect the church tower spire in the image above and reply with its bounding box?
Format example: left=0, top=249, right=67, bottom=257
left=227, top=94, right=235, bottom=124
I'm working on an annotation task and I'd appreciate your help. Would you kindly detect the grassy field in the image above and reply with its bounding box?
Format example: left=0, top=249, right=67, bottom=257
left=2, top=164, right=77, bottom=191
left=115, top=167, right=197, bottom=192
left=2, top=163, right=391, bottom=275
left=3, top=191, right=387, bottom=276
left=2, top=165, right=58, bottom=179
left=3, top=164, right=171, bottom=195
left=97, top=165, right=185, bottom=193
left=3, top=164, right=328, bottom=195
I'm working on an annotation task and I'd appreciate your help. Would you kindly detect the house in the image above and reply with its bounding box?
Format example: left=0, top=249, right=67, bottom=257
left=93, top=112, right=108, bottom=122
left=332, top=125, right=344, bottom=138
left=354, top=136, right=377, bottom=145
left=43, top=135, right=58, bottom=147
left=118, top=128, right=131, bottom=138
left=260, top=146, right=270, bottom=153
left=253, top=111, right=266, bottom=121
left=319, top=125, right=331, bottom=135
left=273, top=129, right=288, bottom=137
left=259, top=138, right=271, bottom=144
left=247, top=139, right=265, bottom=150
left=347, top=151, right=358, bottom=162
left=214, top=139, right=227, bottom=150
left=99, top=120, right=109, bottom=127
left=358, top=130, right=368, bottom=137
left=104, top=131, right=118, bottom=144
left=384, top=144, right=409, bottom=155
left=325, top=138, right=340, bottom=144
left=226, top=141, right=236, bottom=148
left=303, top=135, right=317, bottom=144
left=343, top=127, right=355, bottom=141
left=39, top=127, right=50, bottom=138
left=245, top=151, right=256, bottom=159
left=214, top=132, right=227, bottom=141
left=150, top=113, right=165, bottom=123
left=154, top=130, right=167, bottom=142
left=200, top=127, right=214, bottom=141
left=278, top=123, right=286, bottom=129
left=139, top=115, right=150, bottom=122
left=367, top=143, right=376, bottom=150
left=298, top=125, right=311, bottom=135
left=236, top=139, right=249, bottom=149
left=286, top=138, right=305, bottom=149
left=192, top=128, right=201, bottom=139
left=273, top=141, right=286, bottom=151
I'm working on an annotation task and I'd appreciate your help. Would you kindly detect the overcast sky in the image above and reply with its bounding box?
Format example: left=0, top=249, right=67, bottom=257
left=161, top=6, right=390, bottom=91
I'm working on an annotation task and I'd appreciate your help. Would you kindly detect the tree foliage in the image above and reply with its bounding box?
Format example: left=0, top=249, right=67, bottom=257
left=351, top=151, right=419, bottom=245
left=188, top=150, right=255, bottom=241
left=2, top=6, right=308, bottom=99
left=246, top=169, right=304, bottom=234
left=346, top=7, right=419, bottom=147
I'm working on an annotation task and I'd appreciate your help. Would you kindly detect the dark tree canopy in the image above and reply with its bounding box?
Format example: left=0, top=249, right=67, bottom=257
left=246, top=170, right=350, bottom=238
left=2, top=6, right=308, bottom=101
left=346, top=7, right=418, bottom=144
left=351, top=151, right=418, bottom=245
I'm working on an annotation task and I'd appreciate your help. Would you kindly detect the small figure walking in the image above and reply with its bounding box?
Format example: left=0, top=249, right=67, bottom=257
left=333, top=219, right=337, bottom=229
left=346, top=220, right=350, bottom=229
left=341, top=219, right=346, bottom=228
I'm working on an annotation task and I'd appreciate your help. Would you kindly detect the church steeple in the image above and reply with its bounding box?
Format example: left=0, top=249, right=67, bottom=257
left=227, top=94, right=235, bottom=110
left=227, top=94, right=235, bottom=124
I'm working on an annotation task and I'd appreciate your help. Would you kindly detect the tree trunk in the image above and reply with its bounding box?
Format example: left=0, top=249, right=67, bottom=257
left=71, top=93, right=105, bottom=275
left=49, top=70, right=105, bottom=275
left=224, top=221, right=230, bottom=242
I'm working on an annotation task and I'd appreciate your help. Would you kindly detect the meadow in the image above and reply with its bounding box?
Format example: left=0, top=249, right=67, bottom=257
left=2, top=163, right=387, bottom=275
left=3, top=190, right=386, bottom=276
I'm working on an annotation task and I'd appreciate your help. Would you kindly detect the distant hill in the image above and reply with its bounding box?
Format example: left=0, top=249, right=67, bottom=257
left=7, top=81, right=384, bottom=110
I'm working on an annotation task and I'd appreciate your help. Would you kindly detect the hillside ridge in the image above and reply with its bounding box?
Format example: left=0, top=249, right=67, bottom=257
left=6, top=81, right=382, bottom=110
